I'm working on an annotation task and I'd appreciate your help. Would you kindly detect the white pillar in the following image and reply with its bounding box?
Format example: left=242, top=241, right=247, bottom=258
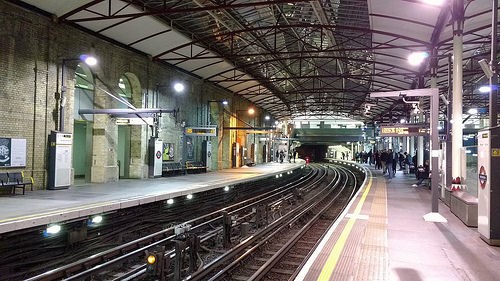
left=418, top=106, right=424, bottom=166
left=452, top=21, right=464, bottom=180
left=430, top=63, right=438, bottom=171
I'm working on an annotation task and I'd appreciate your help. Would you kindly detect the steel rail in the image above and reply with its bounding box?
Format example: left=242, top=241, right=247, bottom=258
left=186, top=165, right=336, bottom=281
left=24, top=168, right=315, bottom=281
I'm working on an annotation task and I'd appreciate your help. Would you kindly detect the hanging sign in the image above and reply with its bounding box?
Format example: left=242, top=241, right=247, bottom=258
left=380, top=124, right=429, bottom=137
left=185, top=127, right=217, bottom=137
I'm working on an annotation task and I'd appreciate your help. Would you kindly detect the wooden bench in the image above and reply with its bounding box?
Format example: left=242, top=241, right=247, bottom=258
left=162, top=162, right=184, bottom=176
left=186, top=162, right=207, bottom=174
left=0, top=172, right=32, bottom=195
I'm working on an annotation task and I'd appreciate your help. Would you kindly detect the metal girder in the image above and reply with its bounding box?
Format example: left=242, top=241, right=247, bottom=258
left=17, top=0, right=493, bottom=124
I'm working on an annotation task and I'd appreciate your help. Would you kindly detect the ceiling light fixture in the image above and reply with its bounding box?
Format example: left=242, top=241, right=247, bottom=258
left=408, top=51, right=429, bottom=66
left=421, top=0, right=445, bottom=6
left=479, top=85, right=491, bottom=93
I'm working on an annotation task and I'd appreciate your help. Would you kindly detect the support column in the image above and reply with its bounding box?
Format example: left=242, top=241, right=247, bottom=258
left=409, top=136, right=415, bottom=157
left=451, top=0, right=464, bottom=181
left=445, top=54, right=453, bottom=189
left=490, top=0, right=498, bottom=127
left=430, top=48, right=440, bottom=212
left=417, top=111, right=424, bottom=166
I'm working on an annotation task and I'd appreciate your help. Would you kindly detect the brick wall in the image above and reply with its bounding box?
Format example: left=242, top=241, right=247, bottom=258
left=0, top=1, right=248, bottom=189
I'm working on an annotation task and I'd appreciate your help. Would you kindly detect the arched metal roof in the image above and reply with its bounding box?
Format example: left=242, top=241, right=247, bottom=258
left=17, top=0, right=497, bottom=124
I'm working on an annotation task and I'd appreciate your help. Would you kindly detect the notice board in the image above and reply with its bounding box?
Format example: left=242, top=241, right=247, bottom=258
left=0, top=138, right=27, bottom=167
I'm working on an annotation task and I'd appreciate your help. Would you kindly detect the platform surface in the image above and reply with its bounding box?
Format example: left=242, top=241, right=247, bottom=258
left=296, top=166, right=500, bottom=281
left=0, top=161, right=303, bottom=234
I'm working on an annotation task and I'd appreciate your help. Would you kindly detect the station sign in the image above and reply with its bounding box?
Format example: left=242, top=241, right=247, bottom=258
left=185, top=127, right=217, bottom=137
left=379, top=124, right=429, bottom=137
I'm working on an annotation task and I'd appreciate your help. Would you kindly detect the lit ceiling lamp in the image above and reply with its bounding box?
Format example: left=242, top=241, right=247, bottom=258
left=421, top=0, right=446, bottom=6
left=248, top=108, right=255, bottom=115
left=80, top=54, right=98, bottom=66
left=467, top=108, right=478, bottom=115
left=408, top=51, right=429, bottom=66
left=173, top=82, right=185, bottom=93
left=479, top=86, right=491, bottom=93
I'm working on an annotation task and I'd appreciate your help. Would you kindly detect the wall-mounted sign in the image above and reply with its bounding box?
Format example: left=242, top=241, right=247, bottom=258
left=0, top=138, right=27, bottom=167
left=185, top=127, right=217, bottom=137
left=379, top=124, right=429, bottom=137
left=162, top=143, right=174, bottom=161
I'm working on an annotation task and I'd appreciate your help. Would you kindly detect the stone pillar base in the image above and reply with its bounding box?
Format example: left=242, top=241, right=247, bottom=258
left=128, top=164, right=149, bottom=179
left=91, top=165, right=119, bottom=183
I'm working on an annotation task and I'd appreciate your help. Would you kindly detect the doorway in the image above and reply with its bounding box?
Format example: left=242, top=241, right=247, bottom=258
left=73, top=121, right=92, bottom=183
left=118, top=125, right=131, bottom=178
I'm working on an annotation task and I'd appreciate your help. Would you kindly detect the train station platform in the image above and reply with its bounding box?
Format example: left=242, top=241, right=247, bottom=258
left=0, top=161, right=304, bottom=234
left=296, top=166, right=500, bottom=281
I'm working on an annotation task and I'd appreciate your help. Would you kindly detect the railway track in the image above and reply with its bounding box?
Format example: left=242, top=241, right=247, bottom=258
left=188, top=164, right=361, bottom=281
left=14, top=162, right=365, bottom=281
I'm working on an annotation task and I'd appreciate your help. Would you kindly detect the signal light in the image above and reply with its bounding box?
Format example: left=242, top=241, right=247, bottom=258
left=147, top=254, right=157, bottom=265
left=145, top=248, right=166, bottom=277
left=145, top=252, right=158, bottom=275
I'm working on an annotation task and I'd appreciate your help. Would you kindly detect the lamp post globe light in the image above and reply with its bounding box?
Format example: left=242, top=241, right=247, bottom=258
left=235, top=107, right=256, bottom=166
left=173, top=82, right=185, bottom=93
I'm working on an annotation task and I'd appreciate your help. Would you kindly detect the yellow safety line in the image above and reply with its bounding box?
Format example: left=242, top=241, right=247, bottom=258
left=316, top=176, right=373, bottom=281
left=0, top=201, right=114, bottom=223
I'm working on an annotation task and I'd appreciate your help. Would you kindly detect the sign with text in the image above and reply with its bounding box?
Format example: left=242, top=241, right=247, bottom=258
left=0, top=138, right=27, bottom=167
left=379, top=124, right=429, bottom=137
left=185, top=127, right=217, bottom=137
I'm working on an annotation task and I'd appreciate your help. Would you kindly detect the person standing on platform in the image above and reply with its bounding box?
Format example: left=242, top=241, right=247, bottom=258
left=375, top=150, right=381, bottom=169
left=391, top=150, right=398, bottom=176
left=381, top=150, right=388, bottom=174
left=404, top=152, right=412, bottom=174
left=279, top=150, right=284, bottom=163
left=386, top=149, right=394, bottom=179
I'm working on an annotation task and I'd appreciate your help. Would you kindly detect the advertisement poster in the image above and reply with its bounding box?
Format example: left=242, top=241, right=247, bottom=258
left=162, top=143, right=174, bottom=161
left=0, top=138, right=26, bottom=167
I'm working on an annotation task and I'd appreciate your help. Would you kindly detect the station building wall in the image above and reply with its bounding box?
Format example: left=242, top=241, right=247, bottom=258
left=0, top=1, right=260, bottom=189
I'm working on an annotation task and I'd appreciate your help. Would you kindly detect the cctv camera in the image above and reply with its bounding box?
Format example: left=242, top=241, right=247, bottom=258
left=478, top=59, right=493, bottom=78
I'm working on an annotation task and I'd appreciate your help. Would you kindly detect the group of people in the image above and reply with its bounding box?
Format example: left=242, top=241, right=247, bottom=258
left=356, top=148, right=430, bottom=186
left=275, top=148, right=297, bottom=163
left=357, top=149, right=413, bottom=180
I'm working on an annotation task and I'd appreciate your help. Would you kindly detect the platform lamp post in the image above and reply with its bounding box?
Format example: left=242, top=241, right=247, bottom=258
left=59, top=54, right=97, bottom=132
left=235, top=108, right=255, bottom=166
left=249, top=108, right=257, bottom=163
left=263, top=115, right=272, bottom=162
left=236, top=107, right=255, bottom=164
left=371, top=88, right=445, bottom=222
